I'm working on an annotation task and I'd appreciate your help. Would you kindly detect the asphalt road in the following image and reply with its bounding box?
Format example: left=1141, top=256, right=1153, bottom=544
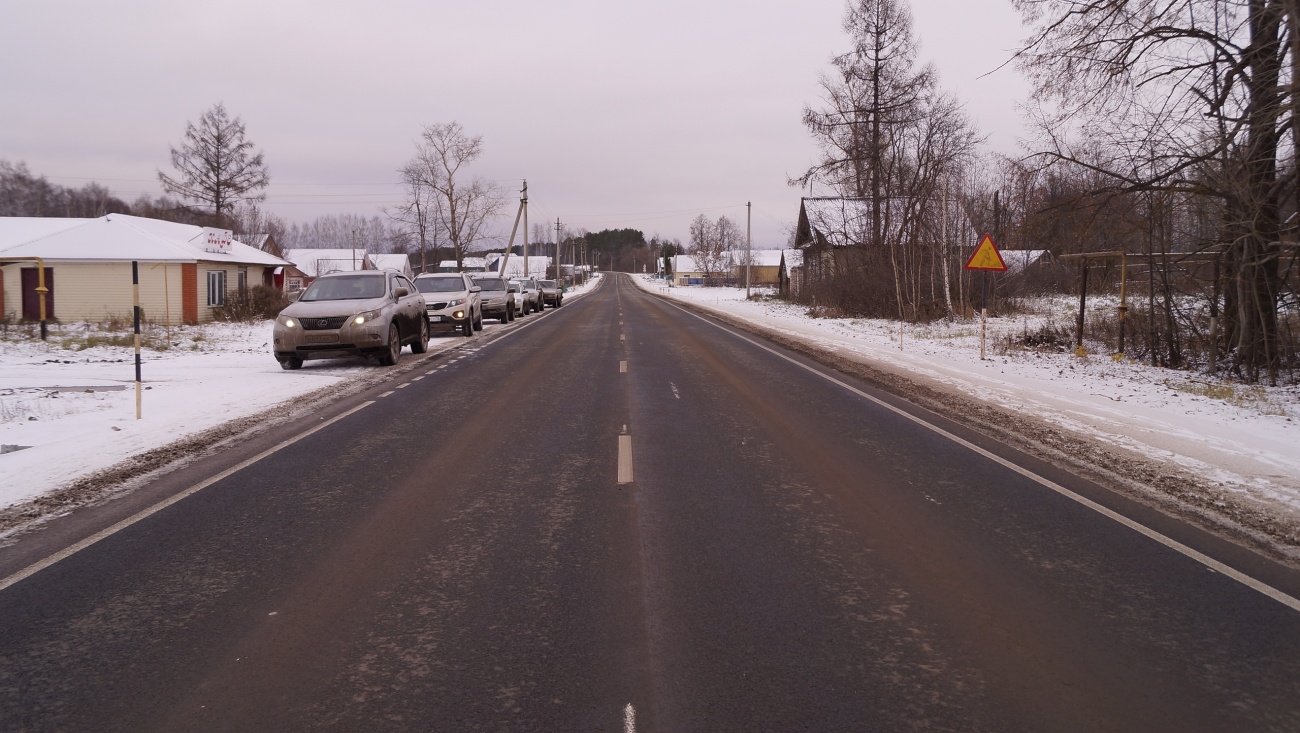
left=1, top=273, right=1298, bottom=732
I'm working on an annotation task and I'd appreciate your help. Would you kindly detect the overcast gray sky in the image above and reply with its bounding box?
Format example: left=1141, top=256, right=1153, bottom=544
left=2, top=0, right=1030, bottom=248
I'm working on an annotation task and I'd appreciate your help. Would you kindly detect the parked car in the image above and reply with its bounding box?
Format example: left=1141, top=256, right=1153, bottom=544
left=507, top=281, right=528, bottom=318
left=414, top=272, right=482, bottom=337
left=538, top=279, right=563, bottom=308
left=511, top=277, right=542, bottom=314
left=470, top=274, right=515, bottom=322
left=273, top=270, right=427, bottom=370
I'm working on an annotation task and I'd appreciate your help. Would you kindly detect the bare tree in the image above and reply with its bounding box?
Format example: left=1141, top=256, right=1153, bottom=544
left=1012, top=0, right=1293, bottom=382
left=386, top=159, right=444, bottom=274
left=689, top=214, right=735, bottom=283
left=794, top=0, right=981, bottom=320
left=158, top=103, right=269, bottom=226
left=404, top=122, right=504, bottom=271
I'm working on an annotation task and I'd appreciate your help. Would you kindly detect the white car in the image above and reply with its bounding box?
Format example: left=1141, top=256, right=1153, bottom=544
left=414, top=272, right=483, bottom=336
left=510, top=277, right=543, bottom=314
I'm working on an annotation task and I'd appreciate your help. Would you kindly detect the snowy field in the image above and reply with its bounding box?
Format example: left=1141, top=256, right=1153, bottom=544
left=0, top=275, right=602, bottom=516
left=633, top=277, right=1300, bottom=536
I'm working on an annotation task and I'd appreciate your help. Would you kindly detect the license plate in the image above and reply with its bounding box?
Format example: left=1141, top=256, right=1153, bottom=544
left=304, top=334, right=339, bottom=344
left=429, top=315, right=445, bottom=322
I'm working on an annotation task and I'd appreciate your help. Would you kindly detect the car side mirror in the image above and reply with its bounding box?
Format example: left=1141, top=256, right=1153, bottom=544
left=287, top=290, right=302, bottom=302
left=470, top=285, right=481, bottom=293
left=508, top=286, right=519, bottom=293
left=394, top=287, right=409, bottom=298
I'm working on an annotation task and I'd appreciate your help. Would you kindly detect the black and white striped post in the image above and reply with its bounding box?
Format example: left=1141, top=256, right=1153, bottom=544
left=132, top=261, right=142, bottom=420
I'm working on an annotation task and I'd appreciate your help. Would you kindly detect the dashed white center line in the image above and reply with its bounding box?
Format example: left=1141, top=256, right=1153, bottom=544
left=620, top=360, right=627, bottom=373
left=379, top=391, right=395, bottom=398
left=670, top=383, right=680, bottom=399
left=426, top=369, right=437, bottom=375
left=624, top=703, right=636, bottom=733
left=617, top=434, right=634, bottom=484
left=396, top=383, right=410, bottom=389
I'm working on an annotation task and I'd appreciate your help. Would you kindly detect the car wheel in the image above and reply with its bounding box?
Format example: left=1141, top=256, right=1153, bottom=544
left=279, top=356, right=303, bottom=370
left=378, top=323, right=401, bottom=366
left=462, top=317, right=474, bottom=337
left=506, top=304, right=515, bottom=321
left=412, top=319, right=429, bottom=353
left=473, top=310, right=483, bottom=331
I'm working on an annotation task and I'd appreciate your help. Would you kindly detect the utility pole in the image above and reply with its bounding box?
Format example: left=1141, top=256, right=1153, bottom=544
left=556, top=218, right=562, bottom=281
left=745, top=201, right=752, bottom=298
left=522, top=180, right=529, bottom=277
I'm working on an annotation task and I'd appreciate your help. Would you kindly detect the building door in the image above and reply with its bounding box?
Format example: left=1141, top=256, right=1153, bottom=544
left=21, top=268, right=54, bottom=321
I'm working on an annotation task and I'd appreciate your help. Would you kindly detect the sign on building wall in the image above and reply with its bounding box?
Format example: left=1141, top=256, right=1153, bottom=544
left=196, top=228, right=233, bottom=255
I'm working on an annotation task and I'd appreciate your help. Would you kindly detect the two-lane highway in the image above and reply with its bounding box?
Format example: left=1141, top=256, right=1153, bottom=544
left=1, top=273, right=1297, bottom=731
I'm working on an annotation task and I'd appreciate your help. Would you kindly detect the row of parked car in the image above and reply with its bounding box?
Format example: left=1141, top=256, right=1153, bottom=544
left=272, top=270, right=565, bottom=370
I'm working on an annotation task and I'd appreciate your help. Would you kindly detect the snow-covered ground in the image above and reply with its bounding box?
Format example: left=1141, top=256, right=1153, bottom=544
left=633, top=277, right=1300, bottom=545
left=0, top=275, right=602, bottom=518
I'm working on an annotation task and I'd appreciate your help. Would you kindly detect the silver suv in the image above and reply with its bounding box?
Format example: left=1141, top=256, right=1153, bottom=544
left=273, top=270, right=428, bottom=369
left=511, top=277, right=543, bottom=314
left=470, top=274, right=515, bottom=322
left=414, top=272, right=482, bottom=337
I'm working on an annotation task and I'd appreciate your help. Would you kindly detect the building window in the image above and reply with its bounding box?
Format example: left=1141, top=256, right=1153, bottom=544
left=207, top=270, right=227, bottom=307
left=237, top=268, right=249, bottom=303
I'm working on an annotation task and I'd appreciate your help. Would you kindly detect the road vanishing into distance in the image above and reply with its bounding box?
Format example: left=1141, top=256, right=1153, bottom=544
left=2, top=273, right=1299, bottom=732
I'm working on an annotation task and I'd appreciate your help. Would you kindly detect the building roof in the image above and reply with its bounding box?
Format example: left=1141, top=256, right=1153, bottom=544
left=369, top=253, right=412, bottom=274
left=487, top=253, right=550, bottom=277
left=671, top=254, right=701, bottom=274
left=734, top=249, right=785, bottom=267
left=780, top=248, right=803, bottom=273
left=796, top=197, right=873, bottom=248
left=282, top=248, right=370, bottom=276
left=0, top=214, right=289, bottom=266
left=1000, top=249, right=1051, bottom=275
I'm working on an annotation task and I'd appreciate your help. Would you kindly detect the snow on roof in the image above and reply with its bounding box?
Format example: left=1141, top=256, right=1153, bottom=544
left=798, top=197, right=873, bottom=248
left=781, top=248, right=803, bottom=272
left=734, top=249, right=785, bottom=267
left=488, top=254, right=550, bottom=277
left=671, top=254, right=701, bottom=274
left=282, top=248, right=369, bottom=276
left=438, top=257, right=487, bottom=269
left=0, top=214, right=289, bottom=266
left=369, top=253, right=411, bottom=274
left=1000, top=250, right=1050, bottom=275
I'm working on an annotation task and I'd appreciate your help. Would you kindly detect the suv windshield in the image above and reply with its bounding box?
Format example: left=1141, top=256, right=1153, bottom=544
left=415, top=278, right=467, bottom=294
left=300, top=275, right=385, bottom=302
left=472, top=278, right=506, bottom=291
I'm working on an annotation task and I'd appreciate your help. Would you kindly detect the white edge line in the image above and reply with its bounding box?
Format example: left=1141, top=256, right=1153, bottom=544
left=0, top=401, right=376, bottom=593
left=624, top=702, right=636, bottom=733
left=660, top=298, right=1300, bottom=614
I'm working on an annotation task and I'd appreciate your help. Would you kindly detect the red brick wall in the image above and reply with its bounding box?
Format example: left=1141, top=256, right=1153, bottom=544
left=182, top=263, right=198, bottom=324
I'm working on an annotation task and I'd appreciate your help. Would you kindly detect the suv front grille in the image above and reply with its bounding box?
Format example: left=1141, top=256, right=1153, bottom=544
left=301, top=316, right=349, bottom=331
left=427, top=302, right=448, bottom=310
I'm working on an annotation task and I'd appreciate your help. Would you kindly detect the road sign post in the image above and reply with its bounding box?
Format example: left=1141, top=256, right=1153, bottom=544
left=963, top=234, right=1008, bottom=360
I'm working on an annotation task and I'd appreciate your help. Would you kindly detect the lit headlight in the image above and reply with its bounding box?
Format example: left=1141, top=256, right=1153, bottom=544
left=446, top=298, right=464, bottom=307
left=353, top=310, right=379, bottom=325
left=278, top=316, right=298, bottom=328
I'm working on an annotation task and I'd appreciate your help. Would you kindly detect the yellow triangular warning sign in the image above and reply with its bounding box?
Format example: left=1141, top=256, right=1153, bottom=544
left=964, top=234, right=1008, bottom=271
